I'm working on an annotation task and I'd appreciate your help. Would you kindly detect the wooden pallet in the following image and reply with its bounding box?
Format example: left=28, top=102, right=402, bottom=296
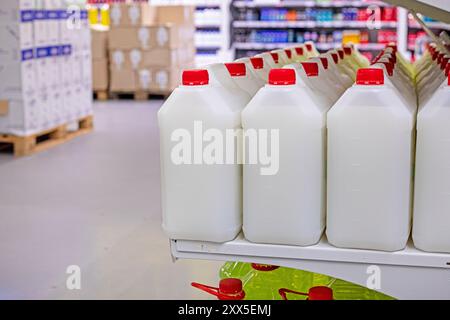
left=109, top=90, right=171, bottom=100
left=93, top=90, right=109, bottom=101
left=0, top=115, right=94, bottom=157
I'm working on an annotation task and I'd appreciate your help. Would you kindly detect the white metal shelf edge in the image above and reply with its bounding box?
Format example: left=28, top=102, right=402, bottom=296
left=172, top=234, right=450, bottom=269
left=171, top=234, right=450, bottom=299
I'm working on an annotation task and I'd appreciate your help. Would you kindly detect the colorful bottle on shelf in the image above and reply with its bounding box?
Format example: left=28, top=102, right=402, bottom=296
left=327, top=68, right=414, bottom=251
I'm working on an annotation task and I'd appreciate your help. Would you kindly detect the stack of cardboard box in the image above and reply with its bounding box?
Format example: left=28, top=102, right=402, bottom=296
left=91, top=26, right=109, bottom=93
left=108, top=3, right=195, bottom=94
left=0, top=0, right=93, bottom=137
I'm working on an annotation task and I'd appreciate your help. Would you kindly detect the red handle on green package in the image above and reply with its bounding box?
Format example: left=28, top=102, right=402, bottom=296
left=192, top=278, right=245, bottom=300
left=279, top=286, right=333, bottom=300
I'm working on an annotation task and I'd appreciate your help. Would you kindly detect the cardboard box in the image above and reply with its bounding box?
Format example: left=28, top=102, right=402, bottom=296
left=110, top=49, right=143, bottom=71
left=141, top=48, right=179, bottom=68
left=110, top=68, right=137, bottom=92
left=91, top=27, right=109, bottom=59
left=109, top=3, right=156, bottom=28
left=137, top=67, right=182, bottom=92
left=108, top=24, right=194, bottom=50
left=156, top=6, right=195, bottom=26
left=92, top=59, right=108, bottom=91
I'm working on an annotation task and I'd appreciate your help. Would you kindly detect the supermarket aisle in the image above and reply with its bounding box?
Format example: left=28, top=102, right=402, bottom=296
left=0, top=100, right=221, bottom=299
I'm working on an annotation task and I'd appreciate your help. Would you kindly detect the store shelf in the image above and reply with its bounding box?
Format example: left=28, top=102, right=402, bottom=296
left=196, top=23, right=222, bottom=28
left=233, top=0, right=391, bottom=8
left=409, top=21, right=450, bottom=30
left=233, top=42, right=386, bottom=51
left=232, top=20, right=397, bottom=28
left=171, top=234, right=450, bottom=299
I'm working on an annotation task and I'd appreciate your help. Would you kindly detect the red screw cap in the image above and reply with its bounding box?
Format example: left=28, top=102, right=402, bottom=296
left=182, top=69, right=209, bottom=86
left=295, top=47, right=304, bottom=55
left=251, top=263, right=280, bottom=271
left=284, top=49, right=292, bottom=59
left=268, top=68, right=296, bottom=85
left=337, top=49, right=344, bottom=60
left=308, top=286, right=333, bottom=300
left=250, top=57, right=264, bottom=69
left=219, top=278, right=243, bottom=295
left=225, top=62, right=246, bottom=76
left=356, top=68, right=384, bottom=85
left=331, top=53, right=339, bottom=64
left=270, top=52, right=279, bottom=64
left=343, top=47, right=352, bottom=55
left=446, top=63, right=450, bottom=77
left=320, top=57, right=329, bottom=69
left=301, top=62, right=319, bottom=76
left=305, top=43, right=313, bottom=51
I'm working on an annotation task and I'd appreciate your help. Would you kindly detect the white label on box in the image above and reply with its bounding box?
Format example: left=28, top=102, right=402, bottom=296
left=130, top=49, right=141, bottom=70
left=112, top=50, right=124, bottom=70
left=138, top=69, right=151, bottom=89
left=138, top=27, right=150, bottom=49
left=157, top=27, right=168, bottom=47
left=128, top=4, right=140, bottom=26
left=110, top=4, right=121, bottom=26
left=155, top=70, right=168, bottom=89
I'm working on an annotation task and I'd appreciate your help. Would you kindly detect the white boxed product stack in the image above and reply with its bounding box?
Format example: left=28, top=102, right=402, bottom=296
left=0, top=0, right=93, bottom=137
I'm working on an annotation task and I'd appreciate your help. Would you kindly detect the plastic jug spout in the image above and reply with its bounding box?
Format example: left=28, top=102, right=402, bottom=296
left=191, top=278, right=245, bottom=300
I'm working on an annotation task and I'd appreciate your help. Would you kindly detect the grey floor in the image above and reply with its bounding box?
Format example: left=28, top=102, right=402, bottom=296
left=0, top=100, right=222, bottom=299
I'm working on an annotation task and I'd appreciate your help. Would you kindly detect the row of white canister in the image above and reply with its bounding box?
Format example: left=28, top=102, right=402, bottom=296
left=158, top=41, right=450, bottom=253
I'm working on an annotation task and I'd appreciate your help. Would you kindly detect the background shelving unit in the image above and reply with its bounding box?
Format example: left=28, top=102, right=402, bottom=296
left=151, top=0, right=233, bottom=66
left=230, top=0, right=449, bottom=61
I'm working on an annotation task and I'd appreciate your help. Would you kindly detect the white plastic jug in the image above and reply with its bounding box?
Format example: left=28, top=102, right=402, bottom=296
left=413, top=74, right=450, bottom=253
left=327, top=68, right=415, bottom=251
left=284, top=62, right=337, bottom=107
left=309, top=56, right=347, bottom=98
left=234, top=57, right=266, bottom=87
left=323, top=51, right=353, bottom=89
left=158, top=70, right=244, bottom=242
left=257, top=52, right=281, bottom=69
left=304, top=41, right=319, bottom=58
left=225, top=62, right=261, bottom=97
left=290, top=46, right=308, bottom=63
left=241, top=68, right=327, bottom=246
left=271, top=49, right=290, bottom=65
